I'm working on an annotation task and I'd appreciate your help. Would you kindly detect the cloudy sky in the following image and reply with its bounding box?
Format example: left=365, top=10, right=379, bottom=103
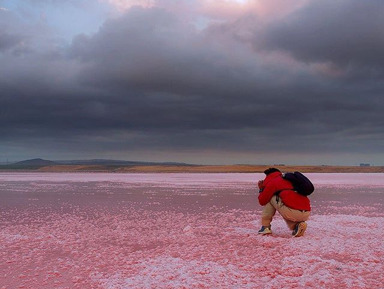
left=1, top=0, right=383, bottom=165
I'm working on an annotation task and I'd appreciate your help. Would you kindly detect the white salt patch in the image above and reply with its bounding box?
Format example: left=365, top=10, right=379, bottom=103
left=182, top=225, right=194, bottom=236
left=0, top=232, right=28, bottom=243
left=93, top=257, right=255, bottom=289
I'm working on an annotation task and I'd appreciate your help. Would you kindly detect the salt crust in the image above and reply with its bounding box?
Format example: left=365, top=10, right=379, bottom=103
left=1, top=173, right=383, bottom=288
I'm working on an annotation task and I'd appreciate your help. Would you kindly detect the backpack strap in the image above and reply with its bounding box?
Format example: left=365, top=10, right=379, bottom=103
left=274, top=190, right=282, bottom=203
left=274, top=188, right=294, bottom=195
left=274, top=190, right=282, bottom=196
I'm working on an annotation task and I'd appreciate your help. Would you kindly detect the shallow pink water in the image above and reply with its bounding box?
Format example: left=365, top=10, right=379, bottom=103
left=1, top=173, right=383, bottom=289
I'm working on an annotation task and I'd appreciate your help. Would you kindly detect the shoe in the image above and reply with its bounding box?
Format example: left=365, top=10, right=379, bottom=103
left=258, top=226, right=272, bottom=235
left=292, top=222, right=307, bottom=237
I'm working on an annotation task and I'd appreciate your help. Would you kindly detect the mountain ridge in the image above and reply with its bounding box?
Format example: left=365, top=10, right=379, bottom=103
left=1, top=158, right=384, bottom=173
left=2, top=158, right=194, bottom=168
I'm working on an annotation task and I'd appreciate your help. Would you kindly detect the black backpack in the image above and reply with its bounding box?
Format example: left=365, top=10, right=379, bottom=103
left=283, top=171, right=314, bottom=196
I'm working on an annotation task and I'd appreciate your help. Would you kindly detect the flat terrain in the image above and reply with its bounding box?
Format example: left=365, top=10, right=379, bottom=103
left=2, top=164, right=384, bottom=173
left=1, top=173, right=383, bottom=289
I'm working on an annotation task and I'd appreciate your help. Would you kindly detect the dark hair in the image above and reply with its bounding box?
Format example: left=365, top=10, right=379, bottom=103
left=264, top=168, right=281, bottom=175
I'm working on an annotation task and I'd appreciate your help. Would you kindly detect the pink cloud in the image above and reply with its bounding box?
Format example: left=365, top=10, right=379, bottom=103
left=252, top=0, right=309, bottom=20
left=311, top=62, right=347, bottom=78
left=100, top=0, right=309, bottom=22
left=101, top=0, right=156, bottom=11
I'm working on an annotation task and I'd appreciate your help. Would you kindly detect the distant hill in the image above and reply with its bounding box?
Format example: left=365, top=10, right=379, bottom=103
left=13, top=158, right=57, bottom=166
left=2, top=158, right=58, bottom=169
left=0, top=158, right=194, bottom=170
left=54, top=159, right=193, bottom=166
left=1, top=158, right=384, bottom=173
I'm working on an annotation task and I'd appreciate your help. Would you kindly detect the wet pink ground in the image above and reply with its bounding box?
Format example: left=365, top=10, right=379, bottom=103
left=1, top=173, right=383, bottom=289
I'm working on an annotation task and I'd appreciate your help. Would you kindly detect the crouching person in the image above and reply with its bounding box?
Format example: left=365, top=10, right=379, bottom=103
left=257, top=168, right=311, bottom=237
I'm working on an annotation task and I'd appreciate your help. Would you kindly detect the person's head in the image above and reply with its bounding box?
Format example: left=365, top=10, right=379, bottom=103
left=263, top=168, right=281, bottom=175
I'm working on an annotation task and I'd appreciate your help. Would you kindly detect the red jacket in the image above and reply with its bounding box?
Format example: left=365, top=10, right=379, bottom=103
left=258, top=171, right=311, bottom=211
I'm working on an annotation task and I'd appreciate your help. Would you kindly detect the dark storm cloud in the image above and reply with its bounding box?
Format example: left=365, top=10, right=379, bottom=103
left=0, top=9, right=26, bottom=52
left=260, top=0, right=384, bottom=69
left=70, top=8, right=261, bottom=99
left=67, top=7, right=320, bottom=130
left=0, top=31, right=22, bottom=51
left=1, top=1, right=384, bottom=163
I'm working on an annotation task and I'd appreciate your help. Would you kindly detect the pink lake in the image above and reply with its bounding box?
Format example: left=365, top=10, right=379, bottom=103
left=1, top=173, right=383, bottom=289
